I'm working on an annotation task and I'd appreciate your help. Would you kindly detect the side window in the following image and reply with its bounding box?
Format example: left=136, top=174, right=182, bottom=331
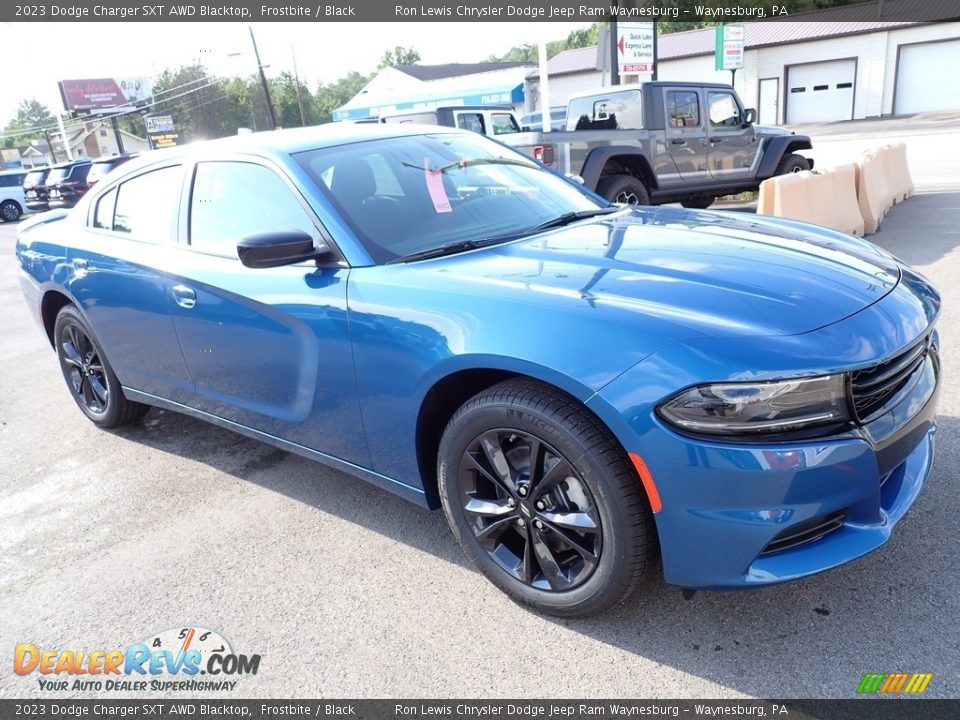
left=666, top=91, right=701, bottom=128
left=708, top=91, right=742, bottom=127
left=93, top=188, right=117, bottom=230
left=113, top=166, right=183, bottom=243
left=491, top=113, right=520, bottom=135
left=190, top=161, right=315, bottom=256
left=456, top=113, right=485, bottom=134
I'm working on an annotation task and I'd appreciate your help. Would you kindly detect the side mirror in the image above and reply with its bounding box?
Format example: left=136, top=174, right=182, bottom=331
left=237, top=230, right=317, bottom=269
left=565, top=173, right=585, bottom=185
left=742, top=108, right=757, bottom=127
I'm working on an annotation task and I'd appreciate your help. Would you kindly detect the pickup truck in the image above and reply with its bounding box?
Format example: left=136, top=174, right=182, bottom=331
left=503, top=81, right=814, bottom=208
left=380, top=105, right=524, bottom=137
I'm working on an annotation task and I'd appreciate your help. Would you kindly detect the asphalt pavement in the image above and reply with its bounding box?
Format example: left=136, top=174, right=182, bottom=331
left=1, top=127, right=958, bottom=699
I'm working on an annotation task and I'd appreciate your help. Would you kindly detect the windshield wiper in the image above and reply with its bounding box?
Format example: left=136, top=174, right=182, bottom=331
left=525, top=206, right=622, bottom=234
left=388, top=238, right=506, bottom=264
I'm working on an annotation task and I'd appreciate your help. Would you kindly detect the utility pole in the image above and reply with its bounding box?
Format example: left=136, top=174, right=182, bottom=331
left=249, top=25, right=277, bottom=130
left=652, top=21, right=658, bottom=80
left=609, top=8, right=620, bottom=86
left=292, top=46, right=307, bottom=127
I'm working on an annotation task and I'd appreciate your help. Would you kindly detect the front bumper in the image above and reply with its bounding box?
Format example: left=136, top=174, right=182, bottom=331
left=592, top=277, right=940, bottom=589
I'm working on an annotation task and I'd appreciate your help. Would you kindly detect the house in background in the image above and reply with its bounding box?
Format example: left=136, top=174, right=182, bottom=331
left=334, top=62, right=535, bottom=121
left=51, top=119, right=149, bottom=160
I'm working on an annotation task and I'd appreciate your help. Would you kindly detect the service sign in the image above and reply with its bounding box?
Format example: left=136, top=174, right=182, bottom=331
left=58, top=77, right=153, bottom=112
left=715, top=24, right=745, bottom=71
left=617, top=22, right=655, bottom=75
left=145, top=115, right=176, bottom=133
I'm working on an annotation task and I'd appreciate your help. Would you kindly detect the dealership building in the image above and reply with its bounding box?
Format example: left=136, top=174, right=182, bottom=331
left=532, top=21, right=960, bottom=125
left=338, top=20, right=960, bottom=126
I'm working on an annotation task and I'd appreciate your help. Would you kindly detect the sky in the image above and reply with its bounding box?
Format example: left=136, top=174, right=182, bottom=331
left=0, top=21, right=593, bottom=129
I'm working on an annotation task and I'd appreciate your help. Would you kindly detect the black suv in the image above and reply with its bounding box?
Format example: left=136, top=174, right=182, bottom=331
left=86, top=154, right=136, bottom=188
left=23, top=169, right=51, bottom=212
left=47, top=159, right=94, bottom=210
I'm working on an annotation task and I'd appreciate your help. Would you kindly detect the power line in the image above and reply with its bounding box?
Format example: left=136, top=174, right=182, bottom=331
left=1, top=75, right=225, bottom=142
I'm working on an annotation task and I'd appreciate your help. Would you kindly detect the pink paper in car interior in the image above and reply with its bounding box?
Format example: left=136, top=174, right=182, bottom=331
left=424, top=157, right=453, bottom=214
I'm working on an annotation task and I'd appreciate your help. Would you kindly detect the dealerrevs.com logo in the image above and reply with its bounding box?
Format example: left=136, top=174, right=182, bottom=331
left=14, top=626, right=261, bottom=692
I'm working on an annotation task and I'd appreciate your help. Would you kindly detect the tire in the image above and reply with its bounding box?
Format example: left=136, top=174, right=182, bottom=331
left=596, top=174, right=650, bottom=206
left=54, top=305, right=150, bottom=428
left=0, top=200, right=22, bottom=222
left=680, top=196, right=715, bottom=210
left=775, top=153, right=811, bottom=175
left=438, top=379, right=655, bottom=617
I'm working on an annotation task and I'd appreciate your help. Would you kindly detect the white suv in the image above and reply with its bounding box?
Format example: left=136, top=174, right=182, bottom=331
left=0, top=169, right=28, bottom=222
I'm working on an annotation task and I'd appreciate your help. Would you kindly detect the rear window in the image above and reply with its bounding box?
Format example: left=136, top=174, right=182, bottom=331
left=45, top=167, right=71, bottom=183
left=24, top=171, right=48, bottom=185
left=567, top=90, right=643, bottom=131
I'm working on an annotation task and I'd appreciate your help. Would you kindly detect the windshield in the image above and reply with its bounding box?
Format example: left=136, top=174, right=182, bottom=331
left=295, top=133, right=604, bottom=264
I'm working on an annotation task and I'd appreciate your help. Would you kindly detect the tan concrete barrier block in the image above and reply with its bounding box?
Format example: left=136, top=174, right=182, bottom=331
left=884, top=142, right=914, bottom=203
left=757, top=177, right=776, bottom=216
left=857, top=152, right=889, bottom=235
left=819, top=164, right=866, bottom=236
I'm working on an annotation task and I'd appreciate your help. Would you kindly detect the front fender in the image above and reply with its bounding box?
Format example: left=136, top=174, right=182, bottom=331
left=757, top=134, right=813, bottom=178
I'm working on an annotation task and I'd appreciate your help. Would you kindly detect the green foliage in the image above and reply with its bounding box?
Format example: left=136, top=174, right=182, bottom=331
left=313, top=71, right=370, bottom=124
left=378, top=46, right=422, bottom=69
left=2, top=98, right=55, bottom=148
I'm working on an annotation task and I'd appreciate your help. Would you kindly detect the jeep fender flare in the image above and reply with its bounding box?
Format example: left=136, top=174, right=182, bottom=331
left=757, top=134, right=814, bottom=179
left=580, top=146, right=658, bottom=192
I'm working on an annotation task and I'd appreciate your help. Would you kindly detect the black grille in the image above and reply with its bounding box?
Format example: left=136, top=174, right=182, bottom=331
left=851, top=336, right=931, bottom=422
left=760, top=511, right=846, bottom=556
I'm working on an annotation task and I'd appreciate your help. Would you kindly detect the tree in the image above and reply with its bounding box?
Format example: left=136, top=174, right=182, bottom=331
left=313, top=71, right=370, bottom=123
left=2, top=98, right=56, bottom=148
left=377, top=46, right=421, bottom=69
left=269, top=72, right=318, bottom=128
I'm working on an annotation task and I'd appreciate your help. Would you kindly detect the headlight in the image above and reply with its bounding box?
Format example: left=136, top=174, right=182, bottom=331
left=658, top=374, right=849, bottom=435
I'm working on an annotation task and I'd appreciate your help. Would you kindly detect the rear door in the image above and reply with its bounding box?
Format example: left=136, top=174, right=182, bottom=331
left=705, top=88, right=760, bottom=181
left=65, top=162, right=195, bottom=402
left=167, top=156, right=369, bottom=466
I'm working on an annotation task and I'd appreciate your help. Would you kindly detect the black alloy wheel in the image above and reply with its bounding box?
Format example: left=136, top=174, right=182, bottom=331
left=458, top=429, right=602, bottom=591
left=439, top=380, right=655, bottom=617
left=54, top=305, right=150, bottom=427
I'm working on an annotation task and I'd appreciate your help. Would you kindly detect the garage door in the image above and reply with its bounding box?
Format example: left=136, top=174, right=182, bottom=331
left=786, top=60, right=856, bottom=124
left=895, top=39, right=960, bottom=114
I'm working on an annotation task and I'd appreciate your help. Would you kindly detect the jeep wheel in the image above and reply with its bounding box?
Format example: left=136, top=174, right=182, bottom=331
left=775, top=154, right=811, bottom=175
left=596, top=174, right=650, bottom=206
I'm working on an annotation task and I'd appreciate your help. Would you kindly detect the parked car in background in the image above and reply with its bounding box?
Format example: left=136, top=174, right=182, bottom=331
left=15, top=125, right=940, bottom=617
left=380, top=105, right=524, bottom=137
left=520, top=107, right=567, bottom=132
left=86, top=154, right=137, bottom=188
left=0, top=168, right=28, bottom=222
left=23, top=168, right=52, bottom=213
left=47, top=159, right=94, bottom=210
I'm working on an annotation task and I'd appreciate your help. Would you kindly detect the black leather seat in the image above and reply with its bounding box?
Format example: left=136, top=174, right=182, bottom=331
left=329, top=158, right=408, bottom=255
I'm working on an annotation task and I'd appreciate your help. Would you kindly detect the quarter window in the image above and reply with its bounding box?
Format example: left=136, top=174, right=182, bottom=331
left=93, top=188, right=117, bottom=230
left=189, top=162, right=315, bottom=255
left=112, top=166, right=183, bottom=243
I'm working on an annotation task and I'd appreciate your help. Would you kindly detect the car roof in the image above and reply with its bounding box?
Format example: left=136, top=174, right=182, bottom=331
left=117, top=123, right=474, bottom=175
left=0, top=168, right=27, bottom=175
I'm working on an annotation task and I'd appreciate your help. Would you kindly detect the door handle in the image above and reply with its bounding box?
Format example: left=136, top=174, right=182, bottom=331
left=671, top=138, right=687, bottom=145
left=172, top=284, right=197, bottom=309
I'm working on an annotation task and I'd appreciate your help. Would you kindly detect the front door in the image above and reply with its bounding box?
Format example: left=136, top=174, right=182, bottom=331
left=661, top=87, right=710, bottom=183
left=168, top=158, right=369, bottom=467
left=705, top=88, right=760, bottom=181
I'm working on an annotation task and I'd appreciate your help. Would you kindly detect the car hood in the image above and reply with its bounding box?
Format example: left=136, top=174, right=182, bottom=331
left=755, top=125, right=795, bottom=137
left=429, top=206, right=901, bottom=339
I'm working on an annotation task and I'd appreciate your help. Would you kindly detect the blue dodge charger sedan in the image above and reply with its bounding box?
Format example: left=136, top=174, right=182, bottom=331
left=16, top=125, right=940, bottom=616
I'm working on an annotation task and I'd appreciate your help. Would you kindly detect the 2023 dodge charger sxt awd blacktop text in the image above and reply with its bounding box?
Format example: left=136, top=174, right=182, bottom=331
left=16, top=125, right=941, bottom=617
